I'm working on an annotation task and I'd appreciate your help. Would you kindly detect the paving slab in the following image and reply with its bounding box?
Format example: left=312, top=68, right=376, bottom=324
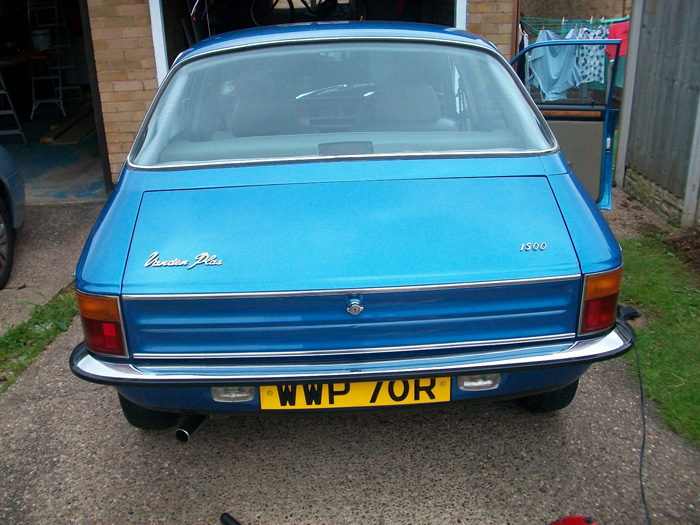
left=0, top=201, right=104, bottom=336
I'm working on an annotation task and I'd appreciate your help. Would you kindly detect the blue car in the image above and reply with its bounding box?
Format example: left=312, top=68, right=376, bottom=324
left=0, top=145, right=25, bottom=290
left=70, top=22, right=633, bottom=434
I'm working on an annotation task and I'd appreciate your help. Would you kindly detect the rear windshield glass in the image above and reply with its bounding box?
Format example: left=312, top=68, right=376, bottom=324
left=131, top=41, right=555, bottom=167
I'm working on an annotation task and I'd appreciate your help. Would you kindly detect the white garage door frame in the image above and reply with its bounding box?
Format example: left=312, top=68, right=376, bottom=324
left=148, top=0, right=469, bottom=85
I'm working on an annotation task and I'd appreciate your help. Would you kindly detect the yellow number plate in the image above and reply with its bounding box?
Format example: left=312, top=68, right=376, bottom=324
left=260, top=377, right=451, bottom=410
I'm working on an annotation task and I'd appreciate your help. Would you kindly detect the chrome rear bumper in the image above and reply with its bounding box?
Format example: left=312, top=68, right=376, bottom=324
left=70, top=320, right=634, bottom=387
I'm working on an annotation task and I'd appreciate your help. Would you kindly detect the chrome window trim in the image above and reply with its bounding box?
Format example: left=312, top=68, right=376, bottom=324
left=126, top=36, right=559, bottom=171
left=121, top=273, right=581, bottom=300
left=126, top=148, right=560, bottom=172
left=132, top=332, right=577, bottom=360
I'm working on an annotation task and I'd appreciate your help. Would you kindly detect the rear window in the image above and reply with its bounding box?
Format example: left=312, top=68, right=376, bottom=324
left=131, top=41, right=555, bottom=167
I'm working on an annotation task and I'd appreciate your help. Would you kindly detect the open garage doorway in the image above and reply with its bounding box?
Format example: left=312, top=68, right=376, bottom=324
left=0, top=0, right=108, bottom=202
left=156, top=0, right=464, bottom=72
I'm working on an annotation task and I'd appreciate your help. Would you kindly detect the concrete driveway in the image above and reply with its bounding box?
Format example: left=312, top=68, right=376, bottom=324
left=1, top=195, right=699, bottom=524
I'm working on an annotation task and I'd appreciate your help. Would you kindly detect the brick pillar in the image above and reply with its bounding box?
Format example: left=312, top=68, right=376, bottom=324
left=87, top=0, right=158, bottom=182
left=467, top=0, right=517, bottom=59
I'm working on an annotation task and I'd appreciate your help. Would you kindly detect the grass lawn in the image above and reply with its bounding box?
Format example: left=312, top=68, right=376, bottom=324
left=0, top=286, right=78, bottom=394
left=619, top=234, right=700, bottom=446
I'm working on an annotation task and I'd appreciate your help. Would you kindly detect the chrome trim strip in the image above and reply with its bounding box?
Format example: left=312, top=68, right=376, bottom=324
left=176, top=36, right=499, bottom=67
left=70, top=322, right=634, bottom=385
left=121, top=274, right=581, bottom=300
left=127, top=149, right=559, bottom=172
left=132, top=333, right=577, bottom=360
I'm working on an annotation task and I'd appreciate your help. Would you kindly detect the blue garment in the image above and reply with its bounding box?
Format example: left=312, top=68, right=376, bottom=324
left=529, top=30, right=581, bottom=102
left=570, top=26, right=609, bottom=84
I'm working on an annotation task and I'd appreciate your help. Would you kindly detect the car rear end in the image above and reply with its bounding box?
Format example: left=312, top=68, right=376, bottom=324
left=69, top=23, right=633, bottom=424
left=71, top=161, right=632, bottom=414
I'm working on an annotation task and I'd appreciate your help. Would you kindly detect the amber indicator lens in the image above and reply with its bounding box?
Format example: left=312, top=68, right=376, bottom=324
left=580, top=268, right=622, bottom=334
left=76, top=292, right=127, bottom=357
left=585, top=267, right=622, bottom=300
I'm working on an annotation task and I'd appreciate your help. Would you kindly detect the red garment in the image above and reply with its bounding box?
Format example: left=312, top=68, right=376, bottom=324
left=607, top=21, right=629, bottom=58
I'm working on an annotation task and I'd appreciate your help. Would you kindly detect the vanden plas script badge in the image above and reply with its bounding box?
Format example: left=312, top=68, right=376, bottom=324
left=144, top=252, right=224, bottom=270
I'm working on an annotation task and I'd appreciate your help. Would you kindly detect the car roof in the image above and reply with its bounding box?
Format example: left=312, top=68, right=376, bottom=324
left=174, top=21, right=497, bottom=65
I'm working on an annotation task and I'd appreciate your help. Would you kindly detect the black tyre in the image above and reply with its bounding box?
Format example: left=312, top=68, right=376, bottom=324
left=251, top=0, right=293, bottom=26
left=118, top=393, right=180, bottom=430
left=519, top=379, right=579, bottom=413
left=0, top=198, right=14, bottom=290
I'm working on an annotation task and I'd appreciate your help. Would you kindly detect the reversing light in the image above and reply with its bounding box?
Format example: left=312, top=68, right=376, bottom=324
left=457, top=374, right=501, bottom=391
left=579, top=267, right=622, bottom=335
left=211, top=387, right=256, bottom=403
left=76, top=292, right=127, bottom=357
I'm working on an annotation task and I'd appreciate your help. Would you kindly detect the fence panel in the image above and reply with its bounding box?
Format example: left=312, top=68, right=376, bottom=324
left=626, top=0, right=700, bottom=199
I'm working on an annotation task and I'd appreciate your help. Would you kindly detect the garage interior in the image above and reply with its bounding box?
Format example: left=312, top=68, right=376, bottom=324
left=160, top=0, right=457, bottom=68
left=0, top=0, right=459, bottom=202
left=0, top=0, right=107, bottom=202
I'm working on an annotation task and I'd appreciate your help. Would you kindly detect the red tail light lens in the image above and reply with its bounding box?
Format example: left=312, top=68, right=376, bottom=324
left=579, top=268, right=622, bottom=334
left=76, top=292, right=127, bottom=357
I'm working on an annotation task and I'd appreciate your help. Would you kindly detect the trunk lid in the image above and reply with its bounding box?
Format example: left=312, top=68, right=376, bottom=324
left=122, top=176, right=579, bottom=295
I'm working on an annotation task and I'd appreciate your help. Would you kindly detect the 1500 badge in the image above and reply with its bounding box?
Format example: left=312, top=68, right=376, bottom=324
left=144, top=251, right=223, bottom=270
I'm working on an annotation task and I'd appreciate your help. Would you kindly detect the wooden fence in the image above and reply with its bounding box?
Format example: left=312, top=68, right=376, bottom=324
left=623, top=0, right=700, bottom=228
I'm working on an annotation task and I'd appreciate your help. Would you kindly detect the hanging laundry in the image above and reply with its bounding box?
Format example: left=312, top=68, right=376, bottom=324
left=606, top=21, right=629, bottom=88
left=515, top=24, right=530, bottom=83
left=572, top=25, right=609, bottom=84
left=529, top=29, right=581, bottom=102
left=607, top=20, right=629, bottom=57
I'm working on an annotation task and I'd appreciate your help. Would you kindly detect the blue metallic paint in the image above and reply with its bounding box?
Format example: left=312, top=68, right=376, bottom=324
left=123, top=175, right=579, bottom=295
left=121, top=280, right=581, bottom=357
left=72, top=23, right=630, bottom=417
left=547, top=170, right=622, bottom=275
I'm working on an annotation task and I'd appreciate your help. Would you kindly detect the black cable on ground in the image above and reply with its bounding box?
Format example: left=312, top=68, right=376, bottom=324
left=634, top=339, right=652, bottom=525
left=619, top=305, right=652, bottom=524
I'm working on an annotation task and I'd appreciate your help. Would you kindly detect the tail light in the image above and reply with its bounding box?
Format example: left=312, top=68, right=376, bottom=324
left=76, top=292, right=127, bottom=358
left=579, top=267, right=622, bottom=335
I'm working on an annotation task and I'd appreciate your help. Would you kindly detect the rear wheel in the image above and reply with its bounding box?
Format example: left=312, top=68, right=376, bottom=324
left=0, top=199, right=14, bottom=290
left=118, top=393, right=180, bottom=430
left=519, top=379, right=579, bottom=413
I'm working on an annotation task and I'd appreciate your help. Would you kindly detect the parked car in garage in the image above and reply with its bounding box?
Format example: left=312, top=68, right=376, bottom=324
left=0, top=145, right=25, bottom=290
left=70, top=22, right=634, bottom=433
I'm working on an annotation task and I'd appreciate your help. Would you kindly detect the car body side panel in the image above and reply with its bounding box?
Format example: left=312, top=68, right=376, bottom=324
left=75, top=168, right=149, bottom=296
left=0, top=146, right=25, bottom=231
left=547, top=171, right=622, bottom=275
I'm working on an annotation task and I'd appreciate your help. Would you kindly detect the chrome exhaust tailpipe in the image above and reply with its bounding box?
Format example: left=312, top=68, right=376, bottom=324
left=175, top=414, right=206, bottom=443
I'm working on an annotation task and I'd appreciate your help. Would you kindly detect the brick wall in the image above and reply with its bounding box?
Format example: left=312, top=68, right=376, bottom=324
left=467, top=0, right=517, bottom=58
left=87, top=0, right=157, bottom=182
left=520, top=0, right=629, bottom=19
